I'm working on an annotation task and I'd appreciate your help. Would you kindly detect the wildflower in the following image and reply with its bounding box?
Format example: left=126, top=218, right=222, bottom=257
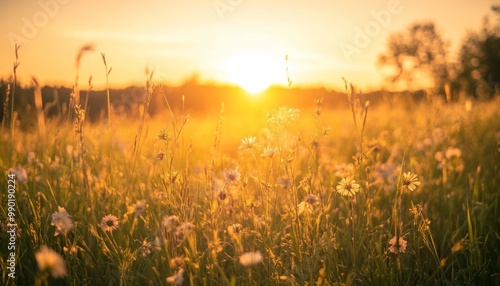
left=217, top=189, right=227, bottom=200
left=373, top=162, right=398, bottom=191
left=336, top=178, right=360, bottom=197
left=162, top=215, right=179, bottom=230
left=174, top=222, right=194, bottom=245
left=101, top=214, right=119, bottom=232
left=445, top=147, right=461, bottom=160
left=277, top=176, right=292, bottom=190
left=128, top=199, right=147, bottom=218
left=157, top=129, right=171, bottom=141
left=154, top=151, right=165, bottom=161
left=225, top=167, right=241, bottom=184
left=179, top=222, right=194, bottom=236
left=373, top=162, right=397, bottom=183
left=239, top=251, right=263, bottom=267
left=170, top=257, right=185, bottom=269
left=401, top=172, right=420, bottom=192
left=238, top=136, right=257, bottom=150
left=321, top=126, right=331, bottom=136
left=228, top=223, right=243, bottom=238
left=287, top=108, right=300, bottom=121
left=208, top=239, right=223, bottom=254
left=51, top=206, right=74, bottom=236
left=310, top=140, right=319, bottom=149
left=8, top=166, right=28, bottom=183
left=268, top=107, right=300, bottom=125
left=388, top=236, right=407, bottom=254
left=446, top=147, right=464, bottom=171
left=298, top=175, right=312, bottom=192
left=35, top=246, right=67, bottom=278
left=63, top=245, right=82, bottom=255
left=434, top=151, right=445, bottom=168
left=139, top=239, right=152, bottom=257
left=297, top=194, right=319, bottom=215
left=260, top=146, right=279, bottom=158
left=166, top=268, right=184, bottom=285
left=49, top=156, right=61, bottom=169
left=436, top=148, right=463, bottom=171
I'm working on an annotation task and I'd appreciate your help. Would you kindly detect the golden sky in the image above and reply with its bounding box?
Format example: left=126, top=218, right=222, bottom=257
left=0, top=0, right=497, bottom=91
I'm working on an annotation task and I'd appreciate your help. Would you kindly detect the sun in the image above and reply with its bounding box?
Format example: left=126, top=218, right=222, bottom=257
left=222, top=53, right=282, bottom=95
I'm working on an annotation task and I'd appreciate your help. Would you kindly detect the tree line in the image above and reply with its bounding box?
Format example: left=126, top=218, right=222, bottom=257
left=377, top=5, right=500, bottom=101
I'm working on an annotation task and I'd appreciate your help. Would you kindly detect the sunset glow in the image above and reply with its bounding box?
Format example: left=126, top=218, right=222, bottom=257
left=0, top=1, right=495, bottom=90
left=1, top=1, right=500, bottom=285
left=222, top=53, right=282, bottom=94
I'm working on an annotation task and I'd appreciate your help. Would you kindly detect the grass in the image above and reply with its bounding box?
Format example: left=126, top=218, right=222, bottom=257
left=1, top=71, right=500, bottom=285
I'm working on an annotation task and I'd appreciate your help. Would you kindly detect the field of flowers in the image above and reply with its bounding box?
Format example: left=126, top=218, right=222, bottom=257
left=1, top=83, right=500, bottom=285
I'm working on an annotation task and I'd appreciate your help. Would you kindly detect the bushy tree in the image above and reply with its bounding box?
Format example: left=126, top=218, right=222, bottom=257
left=378, top=22, right=449, bottom=96
left=457, top=10, right=500, bottom=99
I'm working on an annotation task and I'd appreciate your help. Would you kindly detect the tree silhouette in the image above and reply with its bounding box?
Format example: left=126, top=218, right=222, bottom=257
left=457, top=9, right=500, bottom=99
left=378, top=22, right=449, bottom=96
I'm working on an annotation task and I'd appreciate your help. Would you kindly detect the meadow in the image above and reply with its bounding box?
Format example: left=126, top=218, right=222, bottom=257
left=1, top=77, right=500, bottom=285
